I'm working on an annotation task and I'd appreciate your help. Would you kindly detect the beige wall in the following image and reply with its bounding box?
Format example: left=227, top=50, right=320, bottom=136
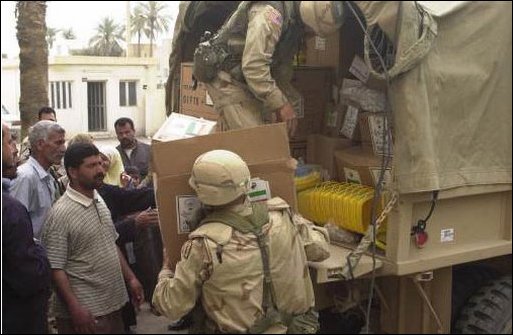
left=1, top=56, right=166, bottom=138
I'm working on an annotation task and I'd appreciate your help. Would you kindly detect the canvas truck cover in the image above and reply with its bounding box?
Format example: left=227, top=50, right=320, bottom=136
left=167, top=1, right=511, bottom=194
left=355, top=1, right=512, bottom=194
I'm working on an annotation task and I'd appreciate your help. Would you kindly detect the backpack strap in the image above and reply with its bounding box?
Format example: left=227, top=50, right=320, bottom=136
left=200, top=203, right=281, bottom=332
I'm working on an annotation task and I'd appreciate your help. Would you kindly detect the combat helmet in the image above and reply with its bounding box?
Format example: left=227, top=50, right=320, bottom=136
left=189, top=150, right=251, bottom=206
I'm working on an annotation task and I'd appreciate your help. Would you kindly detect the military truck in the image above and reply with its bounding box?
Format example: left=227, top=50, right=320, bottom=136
left=164, top=2, right=512, bottom=333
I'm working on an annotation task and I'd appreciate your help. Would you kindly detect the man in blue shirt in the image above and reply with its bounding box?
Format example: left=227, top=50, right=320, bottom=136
left=2, top=121, right=51, bottom=334
left=10, top=120, right=66, bottom=239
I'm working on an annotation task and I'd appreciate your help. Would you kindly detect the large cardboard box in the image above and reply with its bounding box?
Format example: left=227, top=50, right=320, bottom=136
left=180, top=63, right=218, bottom=121
left=152, top=124, right=297, bottom=266
left=334, top=146, right=392, bottom=187
left=307, top=134, right=354, bottom=180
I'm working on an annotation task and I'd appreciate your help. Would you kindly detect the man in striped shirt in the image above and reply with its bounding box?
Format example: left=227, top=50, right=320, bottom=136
left=42, top=143, right=144, bottom=334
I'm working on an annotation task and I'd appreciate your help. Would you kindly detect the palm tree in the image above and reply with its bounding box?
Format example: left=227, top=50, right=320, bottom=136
left=62, top=27, right=76, bottom=40
left=139, top=1, right=171, bottom=57
left=46, top=27, right=60, bottom=49
left=16, top=1, right=49, bottom=137
left=131, top=5, right=148, bottom=57
left=89, top=17, right=125, bottom=56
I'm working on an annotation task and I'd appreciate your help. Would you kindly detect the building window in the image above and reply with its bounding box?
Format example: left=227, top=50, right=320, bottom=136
left=50, top=81, right=72, bottom=109
left=119, top=81, right=137, bottom=106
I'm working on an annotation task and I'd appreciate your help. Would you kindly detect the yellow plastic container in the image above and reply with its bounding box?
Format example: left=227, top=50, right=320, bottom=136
left=298, top=182, right=386, bottom=240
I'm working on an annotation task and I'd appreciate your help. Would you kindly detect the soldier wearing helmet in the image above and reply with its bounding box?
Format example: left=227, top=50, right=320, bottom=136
left=153, top=150, right=330, bottom=333
left=192, top=1, right=344, bottom=136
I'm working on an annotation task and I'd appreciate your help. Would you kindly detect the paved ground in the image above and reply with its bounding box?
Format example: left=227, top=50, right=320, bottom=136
left=134, top=303, right=188, bottom=334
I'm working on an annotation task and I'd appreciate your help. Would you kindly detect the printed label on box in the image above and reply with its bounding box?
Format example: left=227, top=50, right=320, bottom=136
left=341, top=78, right=364, bottom=90
left=340, top=106, right=359, bottom=139
left=248, top=178, right=271, bottom=202
left=441, top=228, right=455, bottom=243
left=349, top=56, right=370, bottom=83
left=344, top=168, right=362, bottom=184
left=176, top=195, right=203, bottom=234
left=368, top=114, right=393, bottom=156
left=314, top=36, right=327, bottom=51
left=369, top=167, right=393, bottom=188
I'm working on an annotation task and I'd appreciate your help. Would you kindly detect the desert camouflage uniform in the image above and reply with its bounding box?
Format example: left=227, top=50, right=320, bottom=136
left=204, top=2, right=303, bottom=130
left=153, top=197, right=329, bottom=333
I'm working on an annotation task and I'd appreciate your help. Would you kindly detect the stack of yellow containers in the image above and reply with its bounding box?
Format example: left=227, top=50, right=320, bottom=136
left=298, top=182, right=387, bottom=249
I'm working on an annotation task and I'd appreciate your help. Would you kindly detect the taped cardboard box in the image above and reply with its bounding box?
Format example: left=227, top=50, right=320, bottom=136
left=307, top=134, right=354, bottom=180
left=152, top=124, right=297, bottom=266
left=334, top=146, right=393, bottom=187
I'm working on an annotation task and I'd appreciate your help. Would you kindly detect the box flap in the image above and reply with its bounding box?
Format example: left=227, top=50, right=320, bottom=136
left=152, top=123, right=291, bottom=177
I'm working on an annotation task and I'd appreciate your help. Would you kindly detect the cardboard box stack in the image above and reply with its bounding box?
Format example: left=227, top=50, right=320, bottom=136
left=301, top=31, right=393, bottom=189
left=331, top=58, right=393, bottom=187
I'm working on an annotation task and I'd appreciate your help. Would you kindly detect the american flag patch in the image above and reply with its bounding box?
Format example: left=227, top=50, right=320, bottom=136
left=266, top=8, right=283, bottom=26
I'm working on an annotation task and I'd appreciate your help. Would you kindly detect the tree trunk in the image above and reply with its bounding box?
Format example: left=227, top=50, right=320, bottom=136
left=138, top=31, right=141, bottom=57
left=149, top=19, right=154, bottom=57
left=16, top=1, right=49, bottom=138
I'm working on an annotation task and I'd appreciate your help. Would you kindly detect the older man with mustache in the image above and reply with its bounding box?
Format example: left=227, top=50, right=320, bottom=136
left=41, top=143, right=144, bottom=334
left=10, top=120, right=66, bottom=239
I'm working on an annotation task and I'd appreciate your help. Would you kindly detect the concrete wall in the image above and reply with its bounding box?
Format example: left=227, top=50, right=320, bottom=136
left=1, top=55, right=166, bottom=138
left=1, top=58, right=20, bottom=119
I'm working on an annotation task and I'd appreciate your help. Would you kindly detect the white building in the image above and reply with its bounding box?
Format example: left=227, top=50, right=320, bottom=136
left=1, top=55, right=167, bottom=138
